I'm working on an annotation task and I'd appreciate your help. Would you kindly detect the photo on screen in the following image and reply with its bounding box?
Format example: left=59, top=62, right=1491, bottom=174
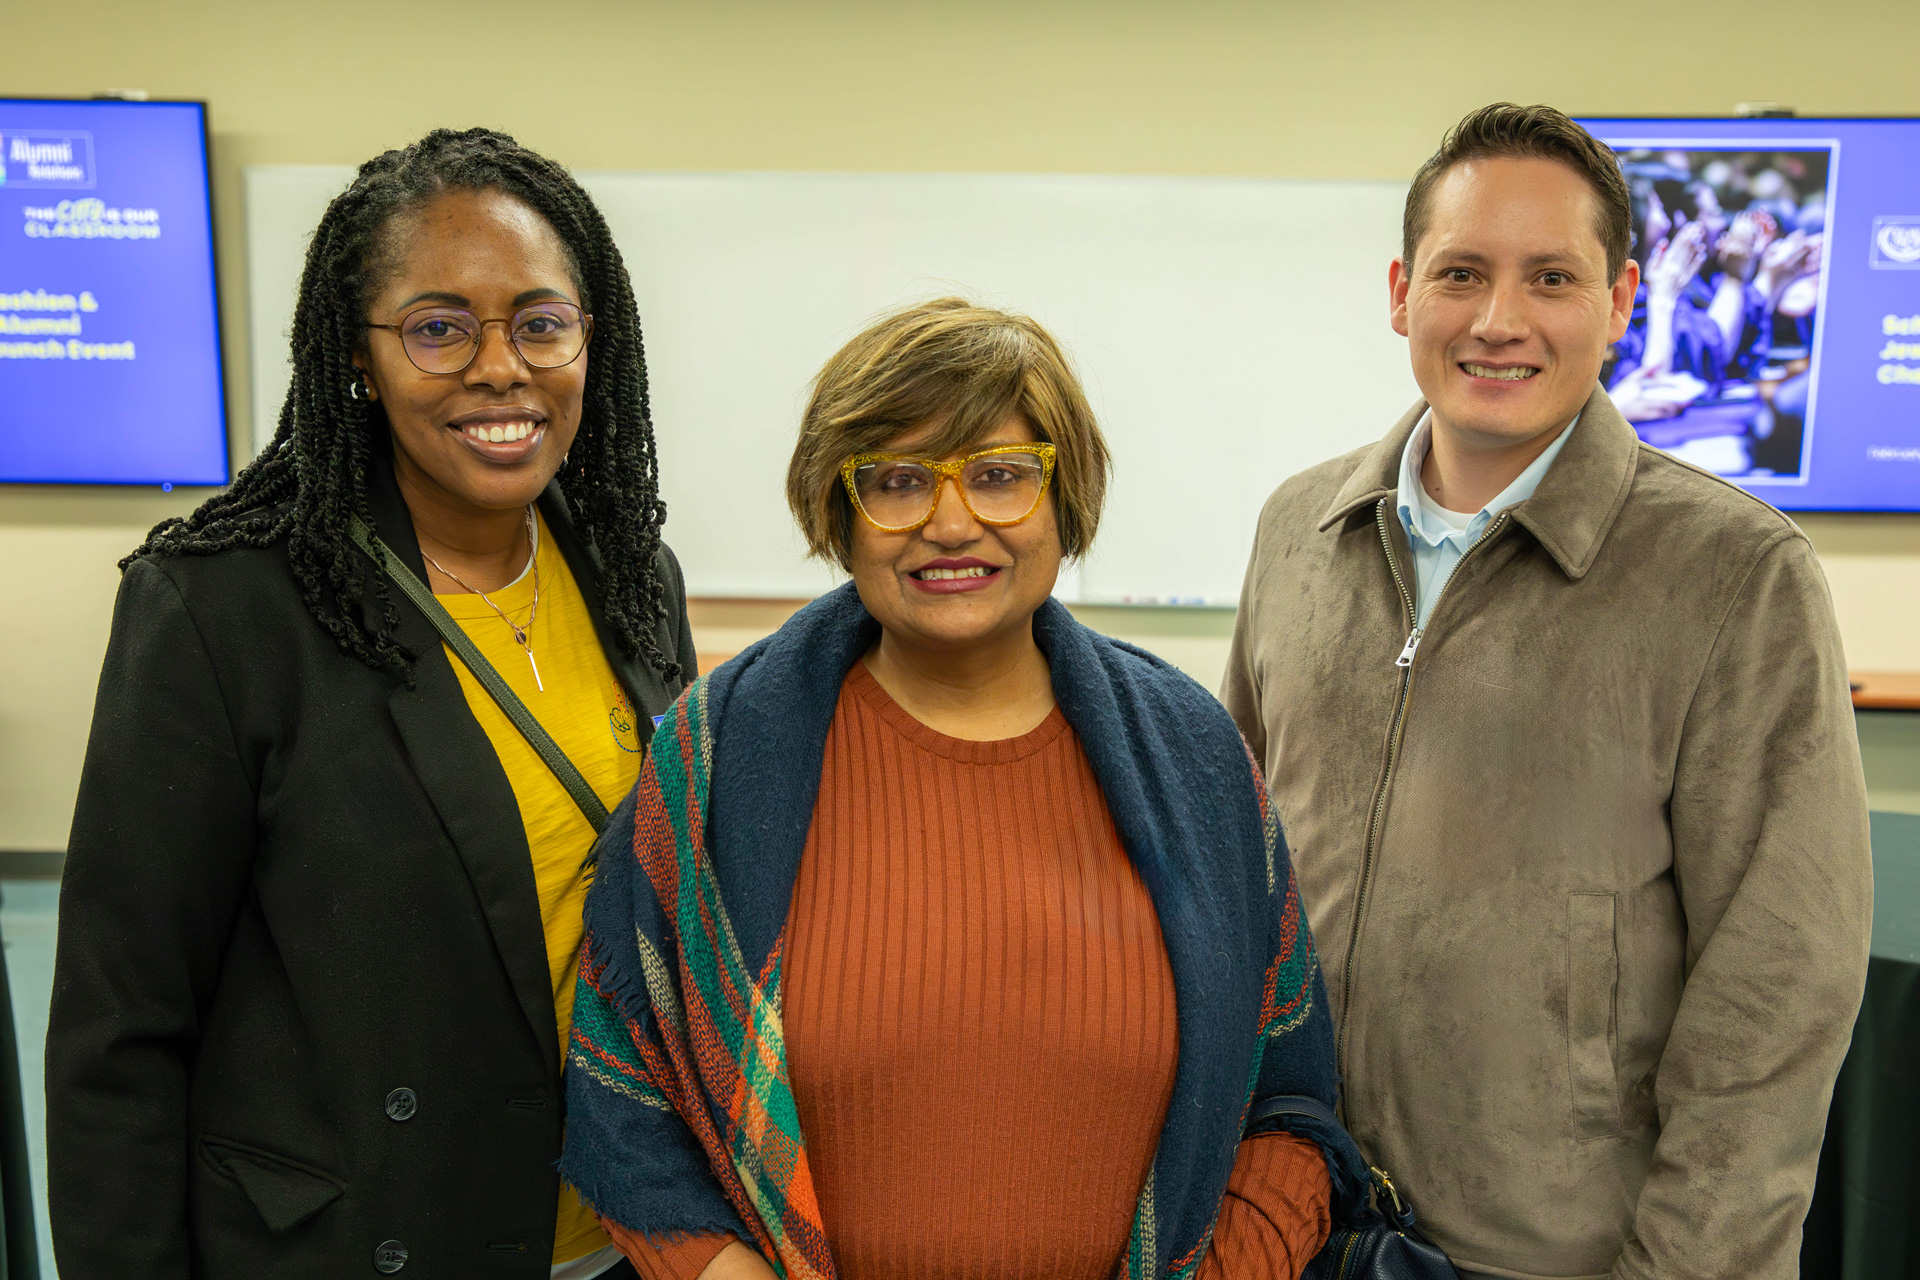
left=1601, top=144, right=1834, bottom=482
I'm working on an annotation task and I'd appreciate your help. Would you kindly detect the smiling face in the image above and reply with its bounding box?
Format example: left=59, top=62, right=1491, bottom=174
left=847, top=413, right=1063, bottom=658
left=1391, top=156, right=1637, bottom=450
left=355, top=187, right=588, bottom=517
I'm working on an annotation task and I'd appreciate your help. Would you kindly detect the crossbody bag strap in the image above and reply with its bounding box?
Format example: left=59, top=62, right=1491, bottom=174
left=348, top=515, right=611, bottom=836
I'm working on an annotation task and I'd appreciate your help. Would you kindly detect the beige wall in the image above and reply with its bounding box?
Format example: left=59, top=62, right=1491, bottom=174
left=6, top=0, right=1919, bottom=847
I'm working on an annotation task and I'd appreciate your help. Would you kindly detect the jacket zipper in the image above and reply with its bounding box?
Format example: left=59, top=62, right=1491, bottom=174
left=1336, top=501, right=1510, bottom=1079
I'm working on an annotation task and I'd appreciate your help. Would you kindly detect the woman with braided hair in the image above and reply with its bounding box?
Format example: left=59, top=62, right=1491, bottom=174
left=47, top=128, right=695, bottom=1280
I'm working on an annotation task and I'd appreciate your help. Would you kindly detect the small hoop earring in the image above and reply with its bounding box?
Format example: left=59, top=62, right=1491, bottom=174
left=349, top=378, right=368, bottom=401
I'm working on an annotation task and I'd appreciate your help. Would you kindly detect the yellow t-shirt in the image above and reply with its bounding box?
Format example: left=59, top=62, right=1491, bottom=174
left=438, top=511, right=647, bottom=1267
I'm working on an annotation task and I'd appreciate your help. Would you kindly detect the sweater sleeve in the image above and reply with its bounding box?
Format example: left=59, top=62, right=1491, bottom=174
left=1197, top=1133, right=1332, bottom=1280
left=604, top=1220, right=737, bottom=1280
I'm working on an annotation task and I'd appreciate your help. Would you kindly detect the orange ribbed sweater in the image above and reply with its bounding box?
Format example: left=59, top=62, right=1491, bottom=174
left=613, top=662, right=1330, bottom=1280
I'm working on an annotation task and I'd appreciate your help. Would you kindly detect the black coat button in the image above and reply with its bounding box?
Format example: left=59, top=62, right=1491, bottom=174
left=374, top=1239, right=408, bottom=1272
left=384, top=1088, right=417, bottom=1122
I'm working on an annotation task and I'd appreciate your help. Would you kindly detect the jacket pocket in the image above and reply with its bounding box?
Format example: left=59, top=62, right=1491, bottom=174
left=198, top=1134, right=346, bottom=1232
left=1566, top=892, right=1622, bottom=1138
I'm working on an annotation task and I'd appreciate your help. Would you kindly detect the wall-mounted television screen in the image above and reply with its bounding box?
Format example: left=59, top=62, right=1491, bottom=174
left=1578, top=117, right=1920, bottom=511
left=0, top=98, right=228, bottom=486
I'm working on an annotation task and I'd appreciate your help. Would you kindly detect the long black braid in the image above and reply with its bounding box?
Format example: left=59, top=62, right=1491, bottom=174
left=127, top=127, right=679, bottom=682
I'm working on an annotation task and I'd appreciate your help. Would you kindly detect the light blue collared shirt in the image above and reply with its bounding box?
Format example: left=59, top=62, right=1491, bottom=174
left=1394, top=412, right=1578, bottom=630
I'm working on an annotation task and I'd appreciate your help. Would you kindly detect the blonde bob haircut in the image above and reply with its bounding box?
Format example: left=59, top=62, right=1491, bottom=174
left=787, top=297, right=1112, bottom=570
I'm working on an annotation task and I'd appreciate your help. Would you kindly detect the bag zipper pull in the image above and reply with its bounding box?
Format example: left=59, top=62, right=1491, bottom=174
left=1395, top=628, right=1424, bottom=669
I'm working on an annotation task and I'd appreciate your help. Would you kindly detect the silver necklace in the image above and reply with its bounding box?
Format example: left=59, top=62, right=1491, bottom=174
left=422, top=507, right=544, bottom=691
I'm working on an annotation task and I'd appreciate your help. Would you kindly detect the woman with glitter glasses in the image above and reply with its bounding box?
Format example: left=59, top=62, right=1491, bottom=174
left=561, top=298, right=1366, bottom=1280
left=49, top=129, right=694, bottom=1280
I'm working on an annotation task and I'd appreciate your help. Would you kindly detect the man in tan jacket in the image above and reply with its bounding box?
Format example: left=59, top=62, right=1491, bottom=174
left=1221, top=103, right=1872, bottom=1280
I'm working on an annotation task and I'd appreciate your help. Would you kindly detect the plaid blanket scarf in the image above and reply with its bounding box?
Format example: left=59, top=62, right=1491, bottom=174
left=560, top=584, right=1362, bottom=1279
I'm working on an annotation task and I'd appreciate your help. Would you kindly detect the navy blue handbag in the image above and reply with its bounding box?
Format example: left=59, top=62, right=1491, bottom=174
left=1255, top=1096, right=1462, bottom=1280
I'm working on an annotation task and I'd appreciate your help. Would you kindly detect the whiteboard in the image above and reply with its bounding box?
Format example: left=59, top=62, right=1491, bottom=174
left=244, top=168, right=1416, bottom=602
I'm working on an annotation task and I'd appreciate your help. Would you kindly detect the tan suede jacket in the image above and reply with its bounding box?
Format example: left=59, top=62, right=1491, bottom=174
left=1221, top=386, right=1872, bottom=1280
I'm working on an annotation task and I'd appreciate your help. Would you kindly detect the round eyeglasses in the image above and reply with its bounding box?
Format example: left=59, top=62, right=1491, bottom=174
left=841, top=443, right=1057, bottom=533
left=366, top=301, right=593, bottom=375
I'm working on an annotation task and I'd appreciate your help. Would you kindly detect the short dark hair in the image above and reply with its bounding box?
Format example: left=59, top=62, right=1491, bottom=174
left=1403, top=103, right=1631, bottom=283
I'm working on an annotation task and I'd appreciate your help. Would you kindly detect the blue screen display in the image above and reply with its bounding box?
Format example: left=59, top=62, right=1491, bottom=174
left=1578, top=117, right=1920, bottom=511
left=0, top=99, right=227, bottom=486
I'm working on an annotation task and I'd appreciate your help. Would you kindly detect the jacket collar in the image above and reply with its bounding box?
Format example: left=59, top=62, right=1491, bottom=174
left=362, top=450, right=559, bottom=1073
left=535, top=485, right=676, bottom=717
left=1316, top=382, right=1639, bottom=581
left=363, top=437, right=672, bottom=712
left=362, top=431, right=433, bottom=584
left=1316, top=399, right=1425, bottom=531
left=364, top=437, right=677, bottom=1077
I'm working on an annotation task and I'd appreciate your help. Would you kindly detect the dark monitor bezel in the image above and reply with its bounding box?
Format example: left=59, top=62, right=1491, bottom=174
left=0, top=95, right=231, bottom=490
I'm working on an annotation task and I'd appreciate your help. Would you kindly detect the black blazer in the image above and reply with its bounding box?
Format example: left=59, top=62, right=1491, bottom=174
left=46, top=455, right=695, bottom=1280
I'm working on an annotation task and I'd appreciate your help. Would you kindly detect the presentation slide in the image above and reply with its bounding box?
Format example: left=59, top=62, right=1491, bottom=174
left=1580, top=117, right=1920, bottom=511
left=0, top=99, right=227, bottom=486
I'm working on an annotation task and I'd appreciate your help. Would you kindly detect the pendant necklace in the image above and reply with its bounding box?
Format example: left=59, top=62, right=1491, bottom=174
left=422, top=507, right=544, bottom=691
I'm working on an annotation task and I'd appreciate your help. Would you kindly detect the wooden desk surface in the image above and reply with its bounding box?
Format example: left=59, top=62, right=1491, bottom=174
left=1851, top=672, right=1920, bottom=711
